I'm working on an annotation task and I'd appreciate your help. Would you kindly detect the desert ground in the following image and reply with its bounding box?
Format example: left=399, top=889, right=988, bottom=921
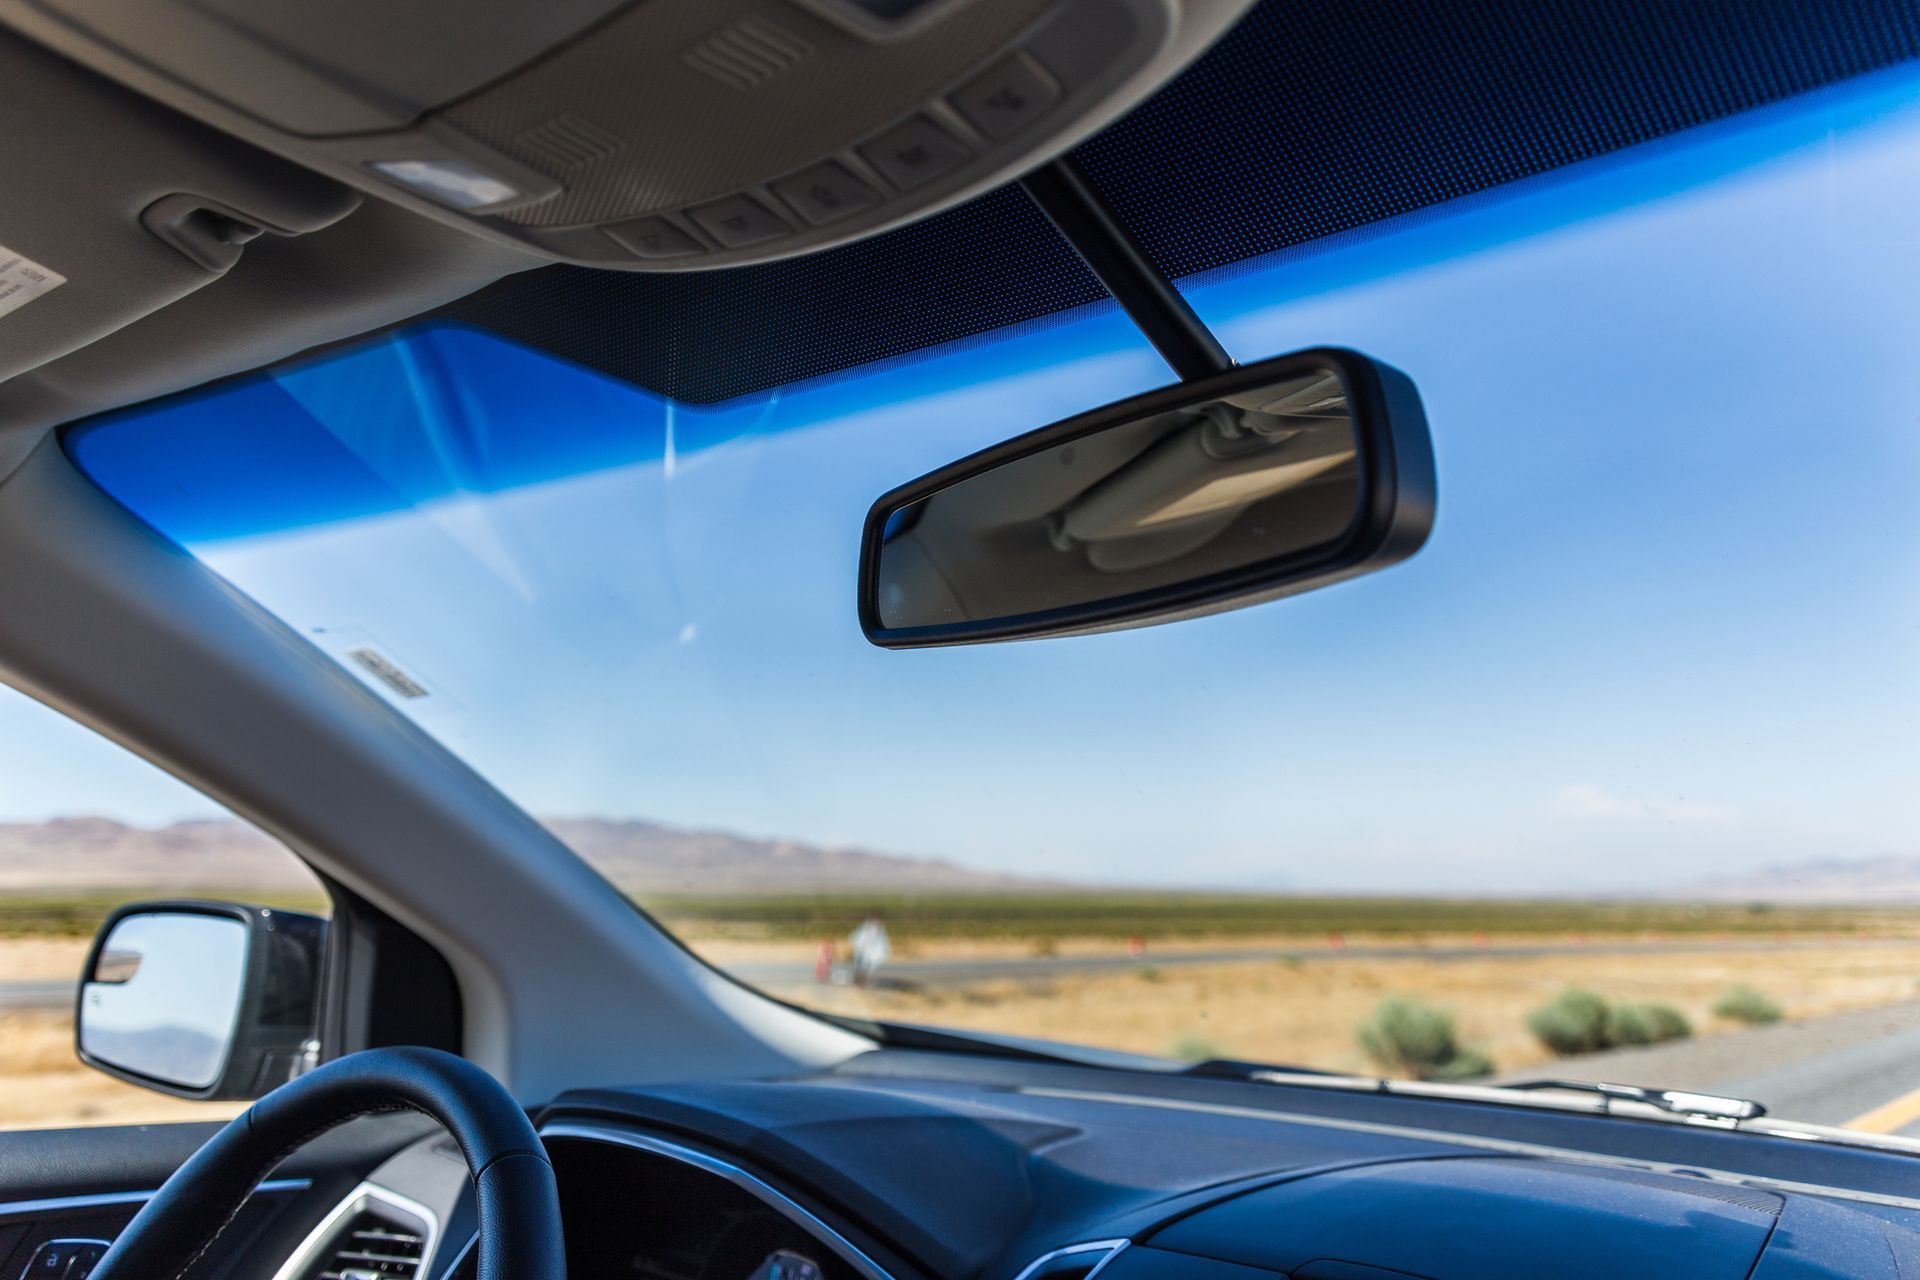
left=774, top=941, right=1920, bottom=1073
left=8, top=907, right=1920, bottom=1130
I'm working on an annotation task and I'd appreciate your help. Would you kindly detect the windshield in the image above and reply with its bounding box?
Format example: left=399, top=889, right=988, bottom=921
left=63, top=68, right=1920, bottom=1129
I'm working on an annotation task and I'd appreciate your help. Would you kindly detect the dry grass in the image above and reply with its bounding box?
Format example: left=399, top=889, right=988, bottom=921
left=8, top=932, right=1920, bottom=1131
left=0, top=939, right=241, bottom=1130
left=0, top=937, right=92, bottom=980
left=0, top=1011, right=243, bottom=1130
left=777, top=942, right=1920, bottom=1075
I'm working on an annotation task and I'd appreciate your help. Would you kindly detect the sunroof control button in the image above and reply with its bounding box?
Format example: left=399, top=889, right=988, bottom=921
left=773, top=163, right=880, bottom=225
left=859, top=116, right=970, bottom=189
left=687, top=195, right=791, bottom=247
left=950, top=52, right=1060, bottom=140
left=603, top=217, right=703, bottom=260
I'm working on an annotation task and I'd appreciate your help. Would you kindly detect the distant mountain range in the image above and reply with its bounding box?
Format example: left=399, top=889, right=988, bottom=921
left=542, top=817, right=1055, bottom=893
left=7, top=817, right=1911, bottom=903
left=0, top=817, right=317, bottom=892
left=1670, top=856, right=1920, bottom=905
left=0, top=816, right=1053, bottom=895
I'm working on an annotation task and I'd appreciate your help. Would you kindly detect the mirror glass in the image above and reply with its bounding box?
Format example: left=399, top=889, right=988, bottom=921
left=871, top=359, right=1363, bottom=634
left=79, top=912, right=248, bottom=1089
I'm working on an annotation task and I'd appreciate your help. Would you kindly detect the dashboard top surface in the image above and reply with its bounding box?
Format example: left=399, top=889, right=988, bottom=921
left=520, top=1048, right=1920, bottom=1280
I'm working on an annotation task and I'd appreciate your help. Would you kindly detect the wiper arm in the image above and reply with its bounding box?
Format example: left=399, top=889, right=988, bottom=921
left=843, top=1030, right=1770, bottom=1125
left=1179, top=1060, right=1767, bottom=1123
left=1500, top=1079, right=1766, bottom=1120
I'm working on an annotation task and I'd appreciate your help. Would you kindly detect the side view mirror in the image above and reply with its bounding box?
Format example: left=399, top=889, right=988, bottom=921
left=76, top=900, right=326, bottom=1101
left=860, top=348, right=1434, bottom=646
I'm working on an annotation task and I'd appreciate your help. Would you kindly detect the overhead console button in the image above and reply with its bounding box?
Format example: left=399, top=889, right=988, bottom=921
left=603, top=217, right=704, bottom=260
left=686, top=195, right=792, bottom=247
left=950, top=51, right=1062, bottom=140
left=773, top=163, right=881, bottom=226
left=859, top=116, right=972, bottom=189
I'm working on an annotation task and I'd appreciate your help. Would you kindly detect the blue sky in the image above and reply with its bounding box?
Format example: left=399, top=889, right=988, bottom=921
left=10, top=62, right=1920, bottom=894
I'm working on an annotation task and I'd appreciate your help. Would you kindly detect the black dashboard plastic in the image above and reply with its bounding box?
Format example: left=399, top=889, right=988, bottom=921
left=89, top=1046, right=1917, bottom=1280
left=537, top=1049, right=1920, bottom=1280
left=1147, top=1155, right=1784, bottom=1279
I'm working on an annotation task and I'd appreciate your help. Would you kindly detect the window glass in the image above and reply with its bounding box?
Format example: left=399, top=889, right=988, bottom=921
left=63, top=66, right=1920, bottom=1127
left=0, top=685, right=325, bottom=1129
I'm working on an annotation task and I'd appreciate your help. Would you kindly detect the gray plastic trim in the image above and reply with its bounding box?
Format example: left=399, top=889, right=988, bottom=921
left=0, top=0, right=1257, bottom=271
left=0, top=1178, right=309, bottom=1221
left=0, top=437, right=870, bottom=1105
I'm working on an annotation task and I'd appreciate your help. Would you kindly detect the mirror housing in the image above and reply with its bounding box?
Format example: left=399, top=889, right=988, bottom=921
left=76, top=900, right=326, bottom=1101
left=859, top=348, right=1434, bottom=647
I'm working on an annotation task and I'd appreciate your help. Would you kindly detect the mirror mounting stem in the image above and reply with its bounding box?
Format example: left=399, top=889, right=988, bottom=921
left=1020, top=156, right=1235, bottom=382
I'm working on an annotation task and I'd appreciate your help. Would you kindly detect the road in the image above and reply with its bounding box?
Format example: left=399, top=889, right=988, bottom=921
left=0, top=978, right=77, bottom=1011
left=16, top=936, right=1920, bottom=1136
left=763, top=938, right=1920, bottom=1138
left=728, top=935, right=1914, bottom=991
left=1495, top=999, right=1920, bottom=1139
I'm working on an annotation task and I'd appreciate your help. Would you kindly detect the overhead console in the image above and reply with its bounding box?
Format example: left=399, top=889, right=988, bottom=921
left=1, top=0, right=1254, bottom=270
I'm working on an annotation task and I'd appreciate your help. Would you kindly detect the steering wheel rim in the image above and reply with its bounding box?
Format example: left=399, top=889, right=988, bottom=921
left=92, top=1046, right=565, bottom=1280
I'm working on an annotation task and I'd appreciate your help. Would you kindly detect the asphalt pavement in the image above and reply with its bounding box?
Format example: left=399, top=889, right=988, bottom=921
left=0, top=978, right=76, bottom=1011
left=1496, top=999, right=1920, bottom=1138
left=728, top=935, right=1915, bottom=991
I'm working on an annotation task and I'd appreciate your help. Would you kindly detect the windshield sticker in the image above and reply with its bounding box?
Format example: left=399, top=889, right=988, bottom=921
left=0, top=244, right=65, bottom=321
left=347, top=647, right=431, bottom=699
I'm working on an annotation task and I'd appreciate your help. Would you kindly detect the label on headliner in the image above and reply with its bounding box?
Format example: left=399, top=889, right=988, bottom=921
left=0, top=244, right=66, bottom=321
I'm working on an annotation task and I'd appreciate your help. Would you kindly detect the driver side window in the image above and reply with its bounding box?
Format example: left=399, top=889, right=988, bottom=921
left=0, top=683, right=325, bottom=1129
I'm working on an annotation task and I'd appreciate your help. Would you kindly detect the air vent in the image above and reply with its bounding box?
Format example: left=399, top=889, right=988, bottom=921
left=311, top=1210, right=426, bottom=1280
left=278, top=1187, right=437, bottom=1280
left=1012, top=1241, right=1128, bottom=1280
left=1023, top=1258, right=1102, bottom=1280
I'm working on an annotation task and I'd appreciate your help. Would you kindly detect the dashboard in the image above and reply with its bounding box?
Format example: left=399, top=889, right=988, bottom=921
left=234, top=1050, right=1920, bottom=1280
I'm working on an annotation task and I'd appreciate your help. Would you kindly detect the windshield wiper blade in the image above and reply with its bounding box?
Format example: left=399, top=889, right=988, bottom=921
left=1186, top=1061, right=1768, bottom=1123
left=843, top=1030, right=1770, bottom=1125
left=1500, top=1079, right=1766, bottom=1120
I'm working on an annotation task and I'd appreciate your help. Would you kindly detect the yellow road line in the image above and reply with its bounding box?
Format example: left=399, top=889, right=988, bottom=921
left=1844, top=1085, right=1920, bottom=1135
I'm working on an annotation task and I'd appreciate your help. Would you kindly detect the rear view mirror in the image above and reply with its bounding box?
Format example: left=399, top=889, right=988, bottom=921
left=860, top=349, right=1433, bottom=646
left=77, top=900, right=325, bottom=1101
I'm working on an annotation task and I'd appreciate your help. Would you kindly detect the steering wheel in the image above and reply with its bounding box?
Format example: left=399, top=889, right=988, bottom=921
left=92, top=1046, right=566, bottom=1280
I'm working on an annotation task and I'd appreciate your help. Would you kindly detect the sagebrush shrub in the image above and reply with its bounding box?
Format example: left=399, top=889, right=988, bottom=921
left=1527, top=988, right=1612, bottom=1055
left=1712, top=986, right=1783, bottom=1025
left=1606, top=1002, right=1692, bottom=1046
left=1358, top=996, right=1492, bottom=1081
